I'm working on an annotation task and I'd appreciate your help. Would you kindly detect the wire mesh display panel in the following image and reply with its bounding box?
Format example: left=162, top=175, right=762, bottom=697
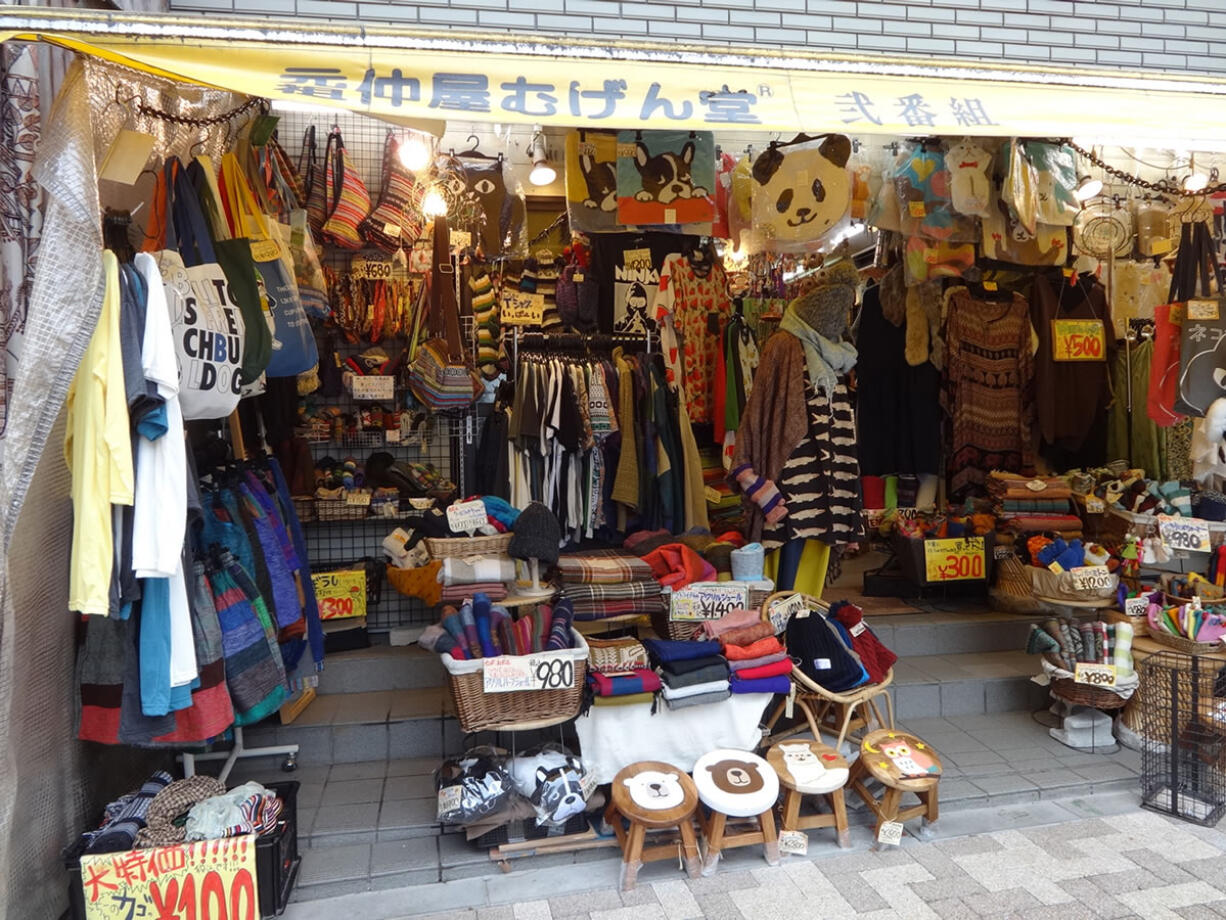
left=1140, top=650, right=1226, bottom=826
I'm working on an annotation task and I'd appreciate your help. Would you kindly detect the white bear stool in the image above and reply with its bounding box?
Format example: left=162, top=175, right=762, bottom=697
left=692, top=748, right=781, bottom=874
left=767, top=740, right=852, bottom=848
left=607, top=761, right=701, bottom=890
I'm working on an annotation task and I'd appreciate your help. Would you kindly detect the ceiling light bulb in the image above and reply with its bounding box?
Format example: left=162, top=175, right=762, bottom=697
left=1184, top=172, right=1209, bottom=192
left=399, top=133, right=431, bottom=172
left=1074, top=175, right=1103, bottom=202
left=529, top=134, right=556, bottom=187
left=422, top=186, right=448, bottom=218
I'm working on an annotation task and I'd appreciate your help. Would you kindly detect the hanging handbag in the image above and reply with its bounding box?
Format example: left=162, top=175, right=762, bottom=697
left=1174, top=220, right=1226, bottom=417
left=142, top=158, right=247, bottom=419
left=218, top=152, right=319, bottom=377
left=300, top=125, right=328, bottom=240
left=321, top=127, right=372, bottom=250
left=362, top=132, right=425, bottom=252
left=409, top=216, right=482, bottom=410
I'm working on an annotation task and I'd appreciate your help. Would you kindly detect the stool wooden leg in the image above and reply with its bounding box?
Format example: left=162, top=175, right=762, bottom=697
left=919, top=786, right=939, bottom=839
left=759, top=809, right=780, bottom=866
left=605, top=804, right=625, bottom=848
left=781, top=788, right=802, bottom=832
left=678, top=816, right=702, bottom=879
left=828, top=789, right=851, bottom=849
left=875, top=787, right=903, bottom=838
left=620, top=821, right=645, bottom=892
left=701, top=811, right=726, bottom=877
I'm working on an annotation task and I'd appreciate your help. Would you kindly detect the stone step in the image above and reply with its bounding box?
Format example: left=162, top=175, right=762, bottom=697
left=316, top=644, right=447, bottom=695
left=866, top=610, right=1040, bottom=659
left=888, top=650, right=1050, bottom=720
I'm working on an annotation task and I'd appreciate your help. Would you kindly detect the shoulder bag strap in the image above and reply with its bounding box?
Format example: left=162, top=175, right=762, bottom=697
left=298, top=125, right=316, bottom=195
left=431, top=215, right=464, bottom=359
left=172, top=159, right=217, bottom=267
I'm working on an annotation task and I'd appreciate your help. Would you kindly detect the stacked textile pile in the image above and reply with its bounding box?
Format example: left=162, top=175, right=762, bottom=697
left=706, top=609, right=792, bottom=695
left=701, top=448, right=741, bottom=531
left=587, top=668, right=662, bottom=707
left=437, top=554, right=514, bottom=604
left=642, top=638, right=730, bottom=710
left=987, top=472, right=1081, bottom=537
left=558, top=549, right=664, bottom=621
left=419, top=595, right=576, bottom=660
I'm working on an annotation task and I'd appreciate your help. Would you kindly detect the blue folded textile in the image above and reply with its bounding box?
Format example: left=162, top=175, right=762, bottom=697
left=729, top=675, right=792, bottom=694
left=641, top=637, right=722, bottom=666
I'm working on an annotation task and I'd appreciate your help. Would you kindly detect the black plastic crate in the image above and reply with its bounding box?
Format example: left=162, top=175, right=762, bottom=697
left=65, top=779, right=300, bottom=920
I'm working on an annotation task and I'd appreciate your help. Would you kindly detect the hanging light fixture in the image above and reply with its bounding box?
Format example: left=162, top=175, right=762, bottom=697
left=1183, top=153, right=1210, bottom=192
left=1073, top=174, right=1103, bottom=201
left=528, top=126, right=557, bottom=187
left=398, top=131, right=432, bottom=172
left=421, top=184, right=449, bottom=218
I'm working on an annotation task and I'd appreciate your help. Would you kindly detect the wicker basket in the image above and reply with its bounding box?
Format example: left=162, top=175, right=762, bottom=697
left=291, top=495, right=316, bottom=523
left=1050, top=676, right=1130, bottom=711
left=1099, top=607, right=1147, bottom=638
left=316, top=499, right=370, bottom=522
left=441, top=632, right=589, bottom=733
left=1146, top=629, right=1222, bottom=655
left=648, top=609, right=703, bottom=641
left=425, top=533, right=513, bottom=558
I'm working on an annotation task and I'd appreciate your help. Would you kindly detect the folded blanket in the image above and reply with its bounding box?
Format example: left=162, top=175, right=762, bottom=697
left=588, top=669, right=662, bottom=696
left=593, top=692, right=655, bottom=707
left=438, top=556, right=516, bottom=586
left=641, top=637, right=722, bottom=666
left=728, top=651, right=789, bottom=673
left=1001, top=499, right=1071, bottom=513
left=643, top=543, right=717, bottom=590
left=659, top=653, right=728, bottom=676
left=718, top=622, right=776, bottom=648
left=440, top=582, right=507, bottom=604
left=661, top=659, right=730, bottom=687
left=558, top=550, right=653, bottom=584
left=730, top=675, right=792, bottom=694
left=665, top=688, right=731, bottom=710
left=722, top=636, right=784, bottom=661
left=563, top=580, right=662, bottom=603
left=661, top=678, right=730, bottom=700
left=700, top=608, right=761, bottom=638
left=733, top=657, right=794, bottom=680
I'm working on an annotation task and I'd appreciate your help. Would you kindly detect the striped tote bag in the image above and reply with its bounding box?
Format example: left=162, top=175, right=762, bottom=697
left=322, top=127, right=371, bottom=249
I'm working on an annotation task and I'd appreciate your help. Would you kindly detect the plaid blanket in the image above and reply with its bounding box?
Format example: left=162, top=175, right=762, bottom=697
left=557, top=550, right=653, bottom=585
left=572, top=598, right=666, bottom=620
left=562, top=579, right=662, bottom=603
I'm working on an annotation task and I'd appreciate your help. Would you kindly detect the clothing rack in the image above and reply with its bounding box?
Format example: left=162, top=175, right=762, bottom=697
left=511, top=328, right=653, bottom=375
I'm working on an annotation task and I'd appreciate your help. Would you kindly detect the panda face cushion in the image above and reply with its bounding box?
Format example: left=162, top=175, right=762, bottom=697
left=751, top=135, right=852, bottom=246
left=623, top=769, right=684, bottom=811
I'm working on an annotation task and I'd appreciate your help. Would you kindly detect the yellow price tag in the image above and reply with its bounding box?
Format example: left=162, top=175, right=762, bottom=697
left=312, top=569, right=368, bottom=620
left=908, top=200, right=927, bottom=218
left=1051, top=319, right=1106, bottom=362
left=923, top=537, right=986, bottom=582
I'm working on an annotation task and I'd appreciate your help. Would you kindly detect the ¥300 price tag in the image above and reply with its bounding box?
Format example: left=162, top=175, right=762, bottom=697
left=923, top=537, right=986, bottom=582
left=1070, top=565, right=1112, bottom=592
left=1074, top=662, right=1117, bottom=688
left=1158, top=514, right=1211, bottom=553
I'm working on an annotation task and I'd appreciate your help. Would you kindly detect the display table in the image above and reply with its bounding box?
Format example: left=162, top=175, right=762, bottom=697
left=575, top=694, right=774, bottom=783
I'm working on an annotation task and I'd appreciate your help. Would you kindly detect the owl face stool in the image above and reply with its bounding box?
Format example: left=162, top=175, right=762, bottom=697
left=692, top=748, right=781, bottom=875
left=848, top=730, right=943, bottom=845
left=767, top=740, right=852, bottom=848
left=606, top=761, right=702, bottom=891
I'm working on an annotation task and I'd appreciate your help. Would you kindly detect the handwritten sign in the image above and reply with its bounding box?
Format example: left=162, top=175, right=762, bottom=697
left=670, top=581, right=750, bottom=622
left=1123, top=595, right=1151, bottom=618
left=351, top=375, right=395, bottom=401
left=79, top=835, right=259, bottom=920
left=446, top=499, right=487, bottom=535
left=1158, top=514, right=1211, bottom=553
left=1052, top=319, right=1106, bottom=362
left=1074, top=662, right=1118, bottom=688
left=350, top=253, right=394, bottom=280
left=345, top=490, right=372, bottom=507
left=1084, top=496, right=1106, bottom=514
left=779, top=830, right=809, bottom=856
left=923, top=537, right=986, bottom=582
left=1070, top=565, right=1113, bottom=592
left=437, top=785, right=462, bottom=820
left=312, top=569, right=368, bottom=620
left=768, top=593, right=809, bottom=634
left=1188, top=298, right=1221, bottom=321
left=502, top=291, right=545, bottom=325
left=483, top=653, right=576, bottom=693
left=877, top=821, right=904, bottom=846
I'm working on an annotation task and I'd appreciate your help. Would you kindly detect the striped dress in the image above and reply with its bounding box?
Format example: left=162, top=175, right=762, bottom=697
left=761, top=376, right=866, bottom=549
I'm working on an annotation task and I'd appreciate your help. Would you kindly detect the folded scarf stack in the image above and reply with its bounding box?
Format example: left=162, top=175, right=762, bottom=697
left=641, top=637, right=729, bottom=709
left=558, top=550, right=663, bottom=620
left=437, top=556, right=516, bottom=586
left=587, top=668, right=661, bottom=707
left=423, top=594, right=575, bottom=660
left=722, top=634, right=792, bottom=694
left=642, top=542, right=718, bottom=590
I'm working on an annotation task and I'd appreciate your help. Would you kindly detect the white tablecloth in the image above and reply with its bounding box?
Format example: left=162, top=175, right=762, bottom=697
left=574, top=693, right=774, bottom=783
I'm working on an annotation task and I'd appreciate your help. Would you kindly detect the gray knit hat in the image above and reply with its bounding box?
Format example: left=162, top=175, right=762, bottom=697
left=788, top=260, right=859, bottom=339
left=508, top=502, right=562, bottom=564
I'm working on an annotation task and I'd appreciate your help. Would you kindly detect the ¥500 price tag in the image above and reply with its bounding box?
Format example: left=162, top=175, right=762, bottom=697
left=1074, top=662, right=1117, bottom=688
left=923, top=537, right=986, bottom=582
left=1158, top=514, right=1211, bottom=553
left=1052, top=319, right=1106, bottom=362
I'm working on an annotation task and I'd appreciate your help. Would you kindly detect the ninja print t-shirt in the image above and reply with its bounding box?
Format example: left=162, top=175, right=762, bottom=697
left=589, top=232, right=695, bottom=335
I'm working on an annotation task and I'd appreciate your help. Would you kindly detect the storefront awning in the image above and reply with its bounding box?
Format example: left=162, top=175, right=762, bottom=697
left=6, top=8, right=1226, bottom=146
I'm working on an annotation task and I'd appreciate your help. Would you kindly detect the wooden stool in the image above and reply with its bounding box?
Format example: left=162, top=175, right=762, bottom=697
left=606, top=761, right=702, bottom=890
left=692, top=748, right=780, bottom=875
left=848, top=729, right=942, bottom=844
left=766, top=740, right=851, bottom=848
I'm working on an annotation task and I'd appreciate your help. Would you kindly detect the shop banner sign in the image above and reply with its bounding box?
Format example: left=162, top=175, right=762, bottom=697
left=311, top=568, right=367, bottom=620
left=483, top=652, right=576, bottom=693
left=670, top=581, right=750, bottom=621
left=79, top=835, right=259, bottom=920
left=923, top=537, right=986, bottom=582
left=1158, top=514, right=1211, bottom=554
left=1074, top=662, right=1117, bottom=688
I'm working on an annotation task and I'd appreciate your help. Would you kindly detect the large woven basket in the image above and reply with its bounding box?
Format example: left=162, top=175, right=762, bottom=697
left=441, top=631, right=589, bottom=733
left=425, top=533, right=513, bottom=558
left=291, top=496, right=316, bottom=523
left=1146, top=629, right=1222, bottom=655
left=1050, top=676, right=1130, bottom=711
left=317, top=499, right=369, bottom=521
left=648, top=609, right=703, bottom=641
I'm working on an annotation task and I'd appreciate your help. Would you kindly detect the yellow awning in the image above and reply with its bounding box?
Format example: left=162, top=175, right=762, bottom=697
left=5, top=8, right=1226, bottom=145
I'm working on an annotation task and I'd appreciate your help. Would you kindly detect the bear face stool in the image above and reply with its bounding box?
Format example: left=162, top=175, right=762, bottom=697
left=766, top=740, right=851, bottom=848
left=692, top=749, right=781, bottom=874
left=606, top=761, right=702, bottom=890
left=848, top=729, right=942, bottom=844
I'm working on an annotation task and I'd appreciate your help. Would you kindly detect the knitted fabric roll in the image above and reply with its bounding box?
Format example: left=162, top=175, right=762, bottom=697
left=472, top=594, right=498, bottom=658
left=729, top=675, right=792, bottom=694
left=661, top=660, right=731, bottom=688
left=459, top=603, right=482, bottom=658
left=731, top=657, right=794, bottom=680
left=719, top=621, right=776, bottom=648
left=664, top=688, right=731, bottom=710
left=728, top=651, right=789, bottom=672
left=722, top=636, right=785, bottom=660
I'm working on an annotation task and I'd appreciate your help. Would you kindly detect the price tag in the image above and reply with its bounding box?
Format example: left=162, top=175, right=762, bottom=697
left=779, top=830, right=809, bottom=856
left=345, top=490, right=372, bottom=507
left=1052, top=319, right=1106, bottom=362
left=449, top=230, right=472, bottom=250
left=383, top=221, right=402, bottom=239
left=923, top=537, right=987, bottom=582
left=249, top=239, right=283, bottom=262
left=664, top=208, right=678, bottom=224
left=502, top=291, right=545, bottom=325
left=1151, top=236, right=1172, bottom=255
left=1025, top=479, right=1047, bottom=492
left=385, top=427, right=401, bottom=444
left=982, top=279, right=998, bottom=292
left=446, top=498, right=487, bottom=535
left=1070, top=565, right=1112, bottom=592
left=351, top=375, right=396, bottom=401
left=670, top=581, right=750, bottom=621
left=908, top=200, right=927, bottom=218
left=850, top=621, right=867, bottom=637
left=350, top=254, right=394, bottom=280
left=574, top=272, right=585, bottom=283
left=1158, top=514, right=1211, bottom=553
left=1085, top=496, right=1106, bottom=514
left=1170, top=304, right=1184, bottom=327
left=877, top=821, right=904, bottom=846
left=580, top=770, right=598, bottom=800
left=311, top=569, right=368, bottom=620
left=1074, top=662, right=1118, bottom=688
left=623, top=247, right=652, bottom=269
left=768, top=593, right=809, bottom=634
left=483, top=654, right=577, bottom=693
left=1189, top=299, right=1220, bottom=321
left=1123, top=595, right=1151, bottom=618
left=993, top=545, right=1014, bottom=560
left=437, top=785, right=462, bottom=819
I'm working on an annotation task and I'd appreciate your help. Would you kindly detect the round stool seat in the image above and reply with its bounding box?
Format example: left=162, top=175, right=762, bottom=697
left=692, top=748, right=779, bottom=818
left=859, top=730, right=942, bottom=790
left=767, top=740, right=849, bottom=795
left=612, top=760, right=699, bottom=828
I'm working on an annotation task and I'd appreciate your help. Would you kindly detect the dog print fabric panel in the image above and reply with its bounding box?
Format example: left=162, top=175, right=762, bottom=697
left=566, top=129, right=620, bottom=234
left=617, top=130, right=716, bottom=227
left=751, top=135, right=852, bottom=249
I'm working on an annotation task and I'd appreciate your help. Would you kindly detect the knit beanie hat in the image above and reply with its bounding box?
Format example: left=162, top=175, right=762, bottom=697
left=829, top=600, right=897, bottom=684
left=788, top=260, right=858, bottom=340
left=508, top=501, right=562, bottom=564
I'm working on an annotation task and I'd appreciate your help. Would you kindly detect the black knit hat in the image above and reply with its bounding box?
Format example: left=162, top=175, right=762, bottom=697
left=508, top=502, right=561, bottom=564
